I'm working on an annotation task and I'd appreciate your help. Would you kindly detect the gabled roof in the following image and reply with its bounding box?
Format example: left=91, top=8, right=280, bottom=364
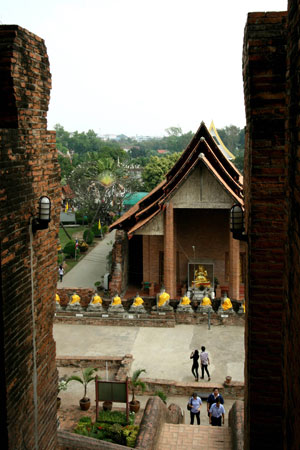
left=110, top=121, right=243, bottom=236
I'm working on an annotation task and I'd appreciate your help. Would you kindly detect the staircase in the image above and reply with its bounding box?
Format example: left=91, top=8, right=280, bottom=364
left=156, top=423, right=232, bottom=450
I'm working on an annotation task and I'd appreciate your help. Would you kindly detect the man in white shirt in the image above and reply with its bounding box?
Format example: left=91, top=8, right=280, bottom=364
left=200, top=346, right=211, bottom=381
left=209, top=397, right=225, bottom=426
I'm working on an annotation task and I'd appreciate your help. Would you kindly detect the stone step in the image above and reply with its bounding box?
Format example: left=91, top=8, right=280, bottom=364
left=156, top=423, right=232, bottom=450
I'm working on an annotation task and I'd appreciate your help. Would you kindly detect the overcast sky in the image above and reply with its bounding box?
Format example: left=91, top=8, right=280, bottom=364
left=1, top=0, right=287, bottom=137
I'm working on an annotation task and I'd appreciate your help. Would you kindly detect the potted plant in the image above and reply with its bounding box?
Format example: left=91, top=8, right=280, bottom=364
left=67, top=367, right=98, bottom=411
left=129, top=369, right=146, bottom=413
left=57, top=378, right=68, bottom=409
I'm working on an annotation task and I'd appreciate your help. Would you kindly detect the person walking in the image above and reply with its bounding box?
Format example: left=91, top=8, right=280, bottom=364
left=207, top=388, right=224, bottom=417
left=190, top=350, right=199, bottom=381
left=209, top=397, right=225, bottom=426
left=200, top=346, right=211, bottom=381
left=188, top=392, right=202, bottom=425
left=58, top=265, right=64, bottom=282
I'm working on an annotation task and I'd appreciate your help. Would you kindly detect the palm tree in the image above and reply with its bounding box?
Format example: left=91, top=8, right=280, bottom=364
left=67, top=367, right=98, bottom=402
left=130, top=369, right=146, bottom=404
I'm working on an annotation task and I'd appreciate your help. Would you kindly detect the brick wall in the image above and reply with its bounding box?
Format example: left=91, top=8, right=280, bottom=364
left=283, top=1, right=300, bottom=448
left=243, top=11, right=287, bottom=450
left=109, top=230, right=128, bottom=294
left=0, top=26, right=60, bottom=449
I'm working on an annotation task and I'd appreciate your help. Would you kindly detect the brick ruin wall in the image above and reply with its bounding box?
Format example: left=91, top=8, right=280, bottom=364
left=283, top=0, right=300, bottom=448
left=0, top=26, right=60, bottom=449
left=243, top=11, right=287, bottom=450
left=244, top=4, right=300, bottom=449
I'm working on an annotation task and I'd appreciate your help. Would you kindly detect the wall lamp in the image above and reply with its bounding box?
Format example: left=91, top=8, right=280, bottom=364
left=32, top=196, right=51, bottom=233
left=230, top=204, right=247, bottom=241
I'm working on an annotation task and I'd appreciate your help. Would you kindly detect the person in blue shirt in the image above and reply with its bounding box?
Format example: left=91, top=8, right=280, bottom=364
left=207, top=387, right=224, bottom=416
left=188, top=392, right=202, bottom=425
left=209, top=397, right=225, bottom=426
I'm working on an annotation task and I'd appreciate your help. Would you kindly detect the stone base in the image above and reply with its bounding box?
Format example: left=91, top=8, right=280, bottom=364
left=176, top=304, right=193, bottom=313
left=217, top=307, right=234, bottom=315
left=197, top=305, right=213, bottom=314
left=87, top=304, right=103, bottom=312
left=129, top=305, right=147, bottom=314
left=66, top=303, right=83, bottom=312
left=108, top=304, right=125, bottom=314
left=56, top=304, right=62, bottom=311
left=152, top=304, right=173, bottom=312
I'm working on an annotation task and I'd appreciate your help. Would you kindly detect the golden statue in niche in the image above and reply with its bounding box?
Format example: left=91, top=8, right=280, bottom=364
left=192, top=265, right=211, bottom=288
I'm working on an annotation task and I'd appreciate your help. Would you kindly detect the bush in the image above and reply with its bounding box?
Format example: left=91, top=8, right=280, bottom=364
left=102, top=224, right=109, bottom=234
left=63, top=240, right=79, bottom=258
left=83, top=229, right=94, bottom=245
left=97, top=410, right=127, bottom=426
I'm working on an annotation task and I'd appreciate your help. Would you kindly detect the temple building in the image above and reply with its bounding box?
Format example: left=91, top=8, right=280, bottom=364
left=110, top=121, right=245, bottom=300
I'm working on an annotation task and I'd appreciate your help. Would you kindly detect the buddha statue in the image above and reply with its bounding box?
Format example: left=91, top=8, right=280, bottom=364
left=222, top=296, right=233, bottom=311
left=129, top=293, right=146, bottom=313
left=192, top=265, right=211, bottom=289
left=55, top=293, right=61, bottom=311
left=70, top=293, right=81, bottom=304
left=133, top=295, right=144, bottom=307
left=87, top=294, right=103, bottom=311
left=92, top=294, right=102, bottom=305
left=217, top=293, right=234, bottom=315
left=177, top=292, right=193, bottom=312
left=201, top=296, right=212, bottom=306
left=108, top=293, right=124, bottom=313
left=158, top=290, right=170, bottom=308
left=197, top=293, right=213, bottom=313
left=112, top=295, right=122, bottom=306
left=181, top=295, right=191, bottom=306
left=66, top=292, right=83, bottom=311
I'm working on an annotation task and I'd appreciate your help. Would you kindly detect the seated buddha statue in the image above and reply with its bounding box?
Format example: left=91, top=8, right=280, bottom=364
left=201, top=296, right=212, bottom=306
left=222, top=296, right=233, bottom=311
left=55, top=294, right=60, bottom=303
left=112, top=295, right=122, bottom=306
left=192, top=265, right=211, bottom=288
left=180, top=295, right=191, bottom=306
left=70, top=293, right=81, bottom=304
left=133, top=294, right=144, bottom=307
left=158, top=290, right=170, bottom=307
left=91, top=294, right=102, bottom=305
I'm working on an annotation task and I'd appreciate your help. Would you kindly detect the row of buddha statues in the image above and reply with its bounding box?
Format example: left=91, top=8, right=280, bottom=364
left=55, top=289, right=245, bottom=315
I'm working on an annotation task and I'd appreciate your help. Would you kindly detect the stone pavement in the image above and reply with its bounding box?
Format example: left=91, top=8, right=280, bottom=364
left=58, top=229, right=116, bottom=289
left=54, top=323, right=245, bottom=384
left=157, top=424, right=232, bottom=450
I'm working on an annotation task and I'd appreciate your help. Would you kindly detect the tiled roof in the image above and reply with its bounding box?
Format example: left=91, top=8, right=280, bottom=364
left=110, top=121, right=243, bottom=236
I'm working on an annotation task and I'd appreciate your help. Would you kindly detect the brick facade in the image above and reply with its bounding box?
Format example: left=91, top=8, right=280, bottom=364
left=243, top=8, right=300, bottom=450
left=0, top=26, right=60, bottom=449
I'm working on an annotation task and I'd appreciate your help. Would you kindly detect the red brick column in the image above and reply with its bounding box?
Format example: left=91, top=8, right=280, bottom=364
left=229, top=228, right=240, bottom=300
left=142, top=235, right=151, bottom=282
left=243, top=12, right=287, bottom=450
left=0, top=26, right=60, bottom=449
left=164, top=203, right=176, bottom=298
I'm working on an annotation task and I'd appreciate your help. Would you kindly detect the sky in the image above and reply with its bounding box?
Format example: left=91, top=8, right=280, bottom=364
left=1, top=0, right=287, bottom=137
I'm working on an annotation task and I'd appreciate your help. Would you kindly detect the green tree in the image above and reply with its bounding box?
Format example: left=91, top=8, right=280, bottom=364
left=142, top=153, right=182, bottom=191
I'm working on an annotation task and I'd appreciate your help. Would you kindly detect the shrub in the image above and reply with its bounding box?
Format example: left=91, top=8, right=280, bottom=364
left=154, top=390, right=167, bottom=404
left=102, top=224, right=109, bottom=234
left=83, top=229, right=94, bottom=245
left=97, top=410, right=127, bottom=426
left=63, top=240, right=79, bottom=258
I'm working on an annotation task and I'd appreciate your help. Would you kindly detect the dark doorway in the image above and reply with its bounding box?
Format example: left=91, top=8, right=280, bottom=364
left=128, top=235, right=143, bottom=286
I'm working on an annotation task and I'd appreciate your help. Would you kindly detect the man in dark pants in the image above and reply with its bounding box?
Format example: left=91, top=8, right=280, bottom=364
left=188, top=392, right=202, bottom=425
left=207, top=387, right=224, bottom=417
left=209, top=397, right=225, bottom=426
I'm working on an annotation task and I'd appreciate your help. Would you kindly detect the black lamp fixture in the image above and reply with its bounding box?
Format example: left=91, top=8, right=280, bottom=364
left=230, top=204, right=247, bottom=241
left=32, top=196, right=51, bottom=233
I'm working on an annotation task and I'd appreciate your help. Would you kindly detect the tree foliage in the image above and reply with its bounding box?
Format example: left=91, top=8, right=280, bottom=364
left=142, top=153, right=182, bottom=191
left=217, top=125, right=245, bottom=173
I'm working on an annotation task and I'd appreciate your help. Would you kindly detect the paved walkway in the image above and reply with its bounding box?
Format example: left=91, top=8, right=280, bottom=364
left=157, top=424, right=232, bottom=450
left=59, top=230, right=116, bottom=288
left=54, top=323, right=245, bottom=384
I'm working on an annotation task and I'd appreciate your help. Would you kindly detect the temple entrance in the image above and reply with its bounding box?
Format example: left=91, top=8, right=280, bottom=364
left=128, top=235, right=143, bottom=286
